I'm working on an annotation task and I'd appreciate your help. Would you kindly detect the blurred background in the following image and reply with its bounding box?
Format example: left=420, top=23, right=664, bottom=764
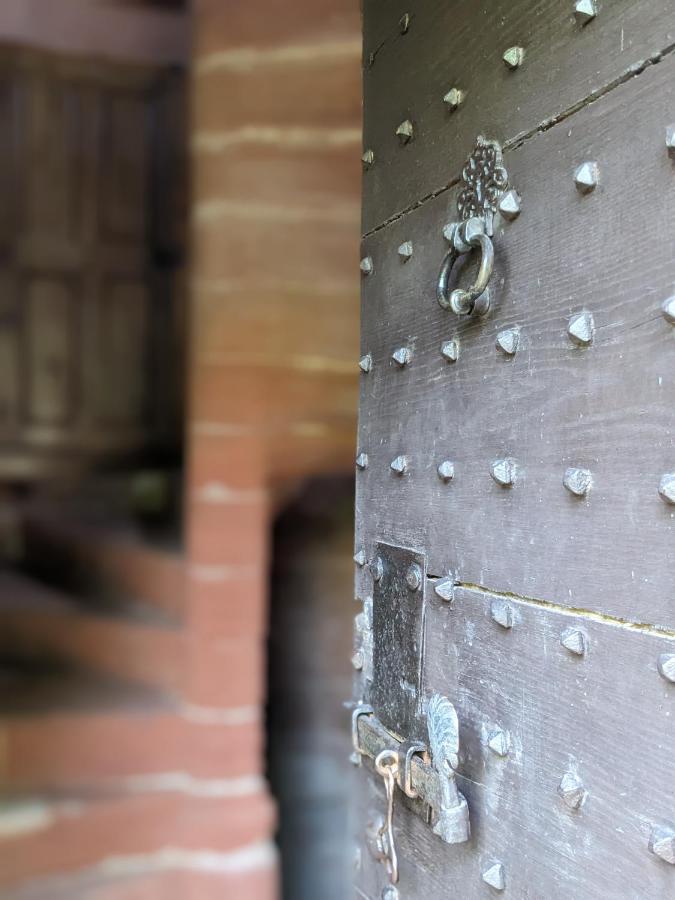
left=0, top=1, right=361, bottom=897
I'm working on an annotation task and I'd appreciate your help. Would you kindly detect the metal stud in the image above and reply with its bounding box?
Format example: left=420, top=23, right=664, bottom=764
left=661, top=296, right=675, bottom=324
left=441, top=339, right=460, bottom=363
left=574, top=0, right=597, bottom=25
left=482, top=862, right=505, bottom=891
left=396, top=119, right=414, bottom=143
left=649, top=827, right=675, bottom=865
left=399, top=12, right=410, bottom=34
left=666, top=125, right=675, bottom=156
left=503, top=46, right=525, bottom=70
left=574, top=161, right=599, bottom=193
left=487, top=730, right=509, bottom=757
left=398, top=240, right=414, bottom=262
left=353, top=549, right=367, bottom=567
left=360, top=256, right=373, bottom=276
left=355, top=452, right=369, bottom=470
left=390, top=455, right=408, bottom=475
left=362, top=149, right=375, bottom=168
left=382, top=886, right=400, bottom=900
left=561, top=627, right=587, bottom=656
left=491, top=458, right=517, bottom=487
left=563, top=467, right=593, bottom=497
left=443, top=87, right=465, bottom=111
left=496, top=327, right=520, bottom=356
left=558, top=772, right=588, bottom=810
left=437, top=460, right=455, bottom=482
left=657, top=653, right=675, bottom=683
left=491, top=599, right=514, bottom=629
left=498, top=189, right=522, bottom=221
left=392, top=347, right=412, bottom=367
left=434, top=577, right=455, bottom=602
left=359, top=354, right=373, bottom=374
left=567, top=311, right=595, bottom=345
left=658, top=473, right=675, bottom=505
left=406, top=563, right=422, bottom=591
left=351, top=649, right=364, bottom=670
left=370, top=556, right=384, bottom=582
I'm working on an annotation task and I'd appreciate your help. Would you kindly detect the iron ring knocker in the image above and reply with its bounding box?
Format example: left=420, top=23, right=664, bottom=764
left=436, top=216, right=494, bottom=317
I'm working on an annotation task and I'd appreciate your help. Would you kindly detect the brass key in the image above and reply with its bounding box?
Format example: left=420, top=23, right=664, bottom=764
left=375, top=749, right=400, bottom=884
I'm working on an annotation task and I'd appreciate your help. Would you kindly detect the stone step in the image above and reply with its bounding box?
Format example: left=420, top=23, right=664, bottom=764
left=0, top=572, right=184, bottom=693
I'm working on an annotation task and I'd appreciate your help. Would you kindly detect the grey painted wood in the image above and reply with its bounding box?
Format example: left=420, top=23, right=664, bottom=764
left=355, top=49, right=675, bottom=628
left=353, top=585, right=675, bottom=899
left=362, top=0, right=675, bottom=232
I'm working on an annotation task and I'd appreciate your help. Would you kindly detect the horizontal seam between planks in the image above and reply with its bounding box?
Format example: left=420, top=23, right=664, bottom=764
left=428, top=576, right=675, bottom=639
left=362, top=40, right=675, bottom=239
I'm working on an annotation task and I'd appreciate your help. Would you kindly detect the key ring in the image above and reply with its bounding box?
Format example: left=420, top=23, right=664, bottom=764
left=375, top=749, right=400, bottom=885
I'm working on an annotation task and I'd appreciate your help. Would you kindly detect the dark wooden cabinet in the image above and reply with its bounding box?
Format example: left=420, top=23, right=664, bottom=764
left=0, top=47, right=186, bottom=480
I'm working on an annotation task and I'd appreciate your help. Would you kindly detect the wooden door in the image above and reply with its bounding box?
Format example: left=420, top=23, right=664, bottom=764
left=352, top=2, right=675, bottom=897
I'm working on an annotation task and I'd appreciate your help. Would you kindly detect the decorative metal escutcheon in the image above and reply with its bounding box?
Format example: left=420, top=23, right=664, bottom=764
left=437, top=135, right=509, bottom=317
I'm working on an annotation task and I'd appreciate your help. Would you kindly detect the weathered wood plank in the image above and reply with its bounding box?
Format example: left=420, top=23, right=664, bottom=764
left=355, top=50, right=675, bottom=627
left=353, top=585, right=675, bottom=899
left=362, top=0, right=675, bottom=232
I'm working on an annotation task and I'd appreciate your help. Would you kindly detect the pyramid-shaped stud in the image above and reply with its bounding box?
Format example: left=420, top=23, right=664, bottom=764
left=351, top=649, right=364, bottom=671
left=563, top=467, right=592, bottom=497
left=503, top=46, right=525, bottom=69
left=658, top=653, right=675, bottom=683
left=434, top=576, right=455, bottom=602
left=396, top=119, right=414, bottom=143
left=390, top=455, right=408, bottom=475
left=437, top=460, right=455, bottom=482
left=666, top=125, right=675, bottom=156
left=560, top=627, right=587, bottom=656
left=491, top=458, right=517, bottom=487
left=558, top=772, right=588, bottom=810
left=482, top=863, right=505, bottom=891
left=496, top=327, right=520, bottom=356
left=392, top=347, right=412, bottom=367
left=353, top=549, right=367, bottom=567
left=498, top=189, right=521, bottom=221
left=658, top=472, right=675, bottom=505
left=359, top=256, right=373, bottom=276
left=574, top=161, right=599, bottom=193
left=355, top=452, right=369, bottom=470
left=441, top=339, right=459, bottom=363
left=487, top=730, right=509, bottom=757
left=661, top=296, right=675, bottom=324
left=574, top=0, right=597, bottom=25
left=567, top=311, right=594, bottom=346
left=397, top=240, right=414, bottom=262
left=491, top=599, right=514, bottom=629
left=649, top=827, right=675, bottom=865
left=361, top=149, right=375, bottom=168
left=443, top=87, right=465, bottom=111
left=359, top=354, right=373, bottom=374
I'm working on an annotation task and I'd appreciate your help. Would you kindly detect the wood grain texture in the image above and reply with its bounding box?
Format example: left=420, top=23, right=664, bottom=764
left=354, top=586, right=675, bottom=899
left=355, top=50, right=675, bottom=627
left=362, top=0, right=675, bottom=232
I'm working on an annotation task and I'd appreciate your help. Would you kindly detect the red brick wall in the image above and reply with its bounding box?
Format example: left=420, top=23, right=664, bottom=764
left=186, top=1, right=361, bottom=896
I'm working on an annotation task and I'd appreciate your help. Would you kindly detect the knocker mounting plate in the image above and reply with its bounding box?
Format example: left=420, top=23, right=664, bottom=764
left=437, top=135, right=511, bottom=317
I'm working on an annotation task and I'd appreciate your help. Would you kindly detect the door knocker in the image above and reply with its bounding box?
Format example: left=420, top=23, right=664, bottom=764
left=437, top=135, right=512, bottom=317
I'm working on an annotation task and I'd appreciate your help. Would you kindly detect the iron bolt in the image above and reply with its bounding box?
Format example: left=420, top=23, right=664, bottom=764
left=658, top=473, right=675, bottom=505
left=666, top=125, right=675, bottom=156
left=399, top=12, right=410, bottom=34
left=560, top=627, right=587, bottom=656
left=398, top=241, right=413, bottom=261
left=482, top=862, right=506, bottom=891
left=362, top=149, right=375, bottom=168
left=437, top=460, right=455, bottom=482
left=574, top=160, right=599, bottom=193
left=396, top=119, right=414, bottom=143
left=574, top=0, right=597, bottom=24
left=441, top=339, right=459, bottom=363
left=498, top=189, right=522, bottom=221
left=657, top=653, right=675, bottom=683
left=355, top=452, right=369, bottom=470
left=443, top=87, right=465, bottom=111
left=491, top=458, right=517, bottom=487
left=487, top=730, right=509, bottom=757
left=496, top=327, right=520, bottom=356
left=370, top=557, right=384, bottom=582
left=563, top=467, right=593, bottom=497
left=406, top=563, right=422, bottom=591
left=503, top=46, right=525, bottom=69
left=351, top=649, right=364, bottom=671
left=558, top=772, right=588, bottom=810
left=661, top=296, right=675, bottom=324
left=567, top=310, right=595, bottom=345
left=392, top=347, right=412, bottom=367
left=491, top=599, right=514, bottom=629
left=434, top=576, right=455, bottom=602
left=359, top=353, right=373, bottom=373
left=649, top=827, right=675, bottom=865
left=353, top=549, right=367, bottom=567
left=390, top=455, right=408, bottom=475
left=360, top=256, right=373, bottom=276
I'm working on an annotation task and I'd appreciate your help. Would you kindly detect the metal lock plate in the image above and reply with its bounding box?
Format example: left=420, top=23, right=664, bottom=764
left=371, top=542, right=427, bottom=741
